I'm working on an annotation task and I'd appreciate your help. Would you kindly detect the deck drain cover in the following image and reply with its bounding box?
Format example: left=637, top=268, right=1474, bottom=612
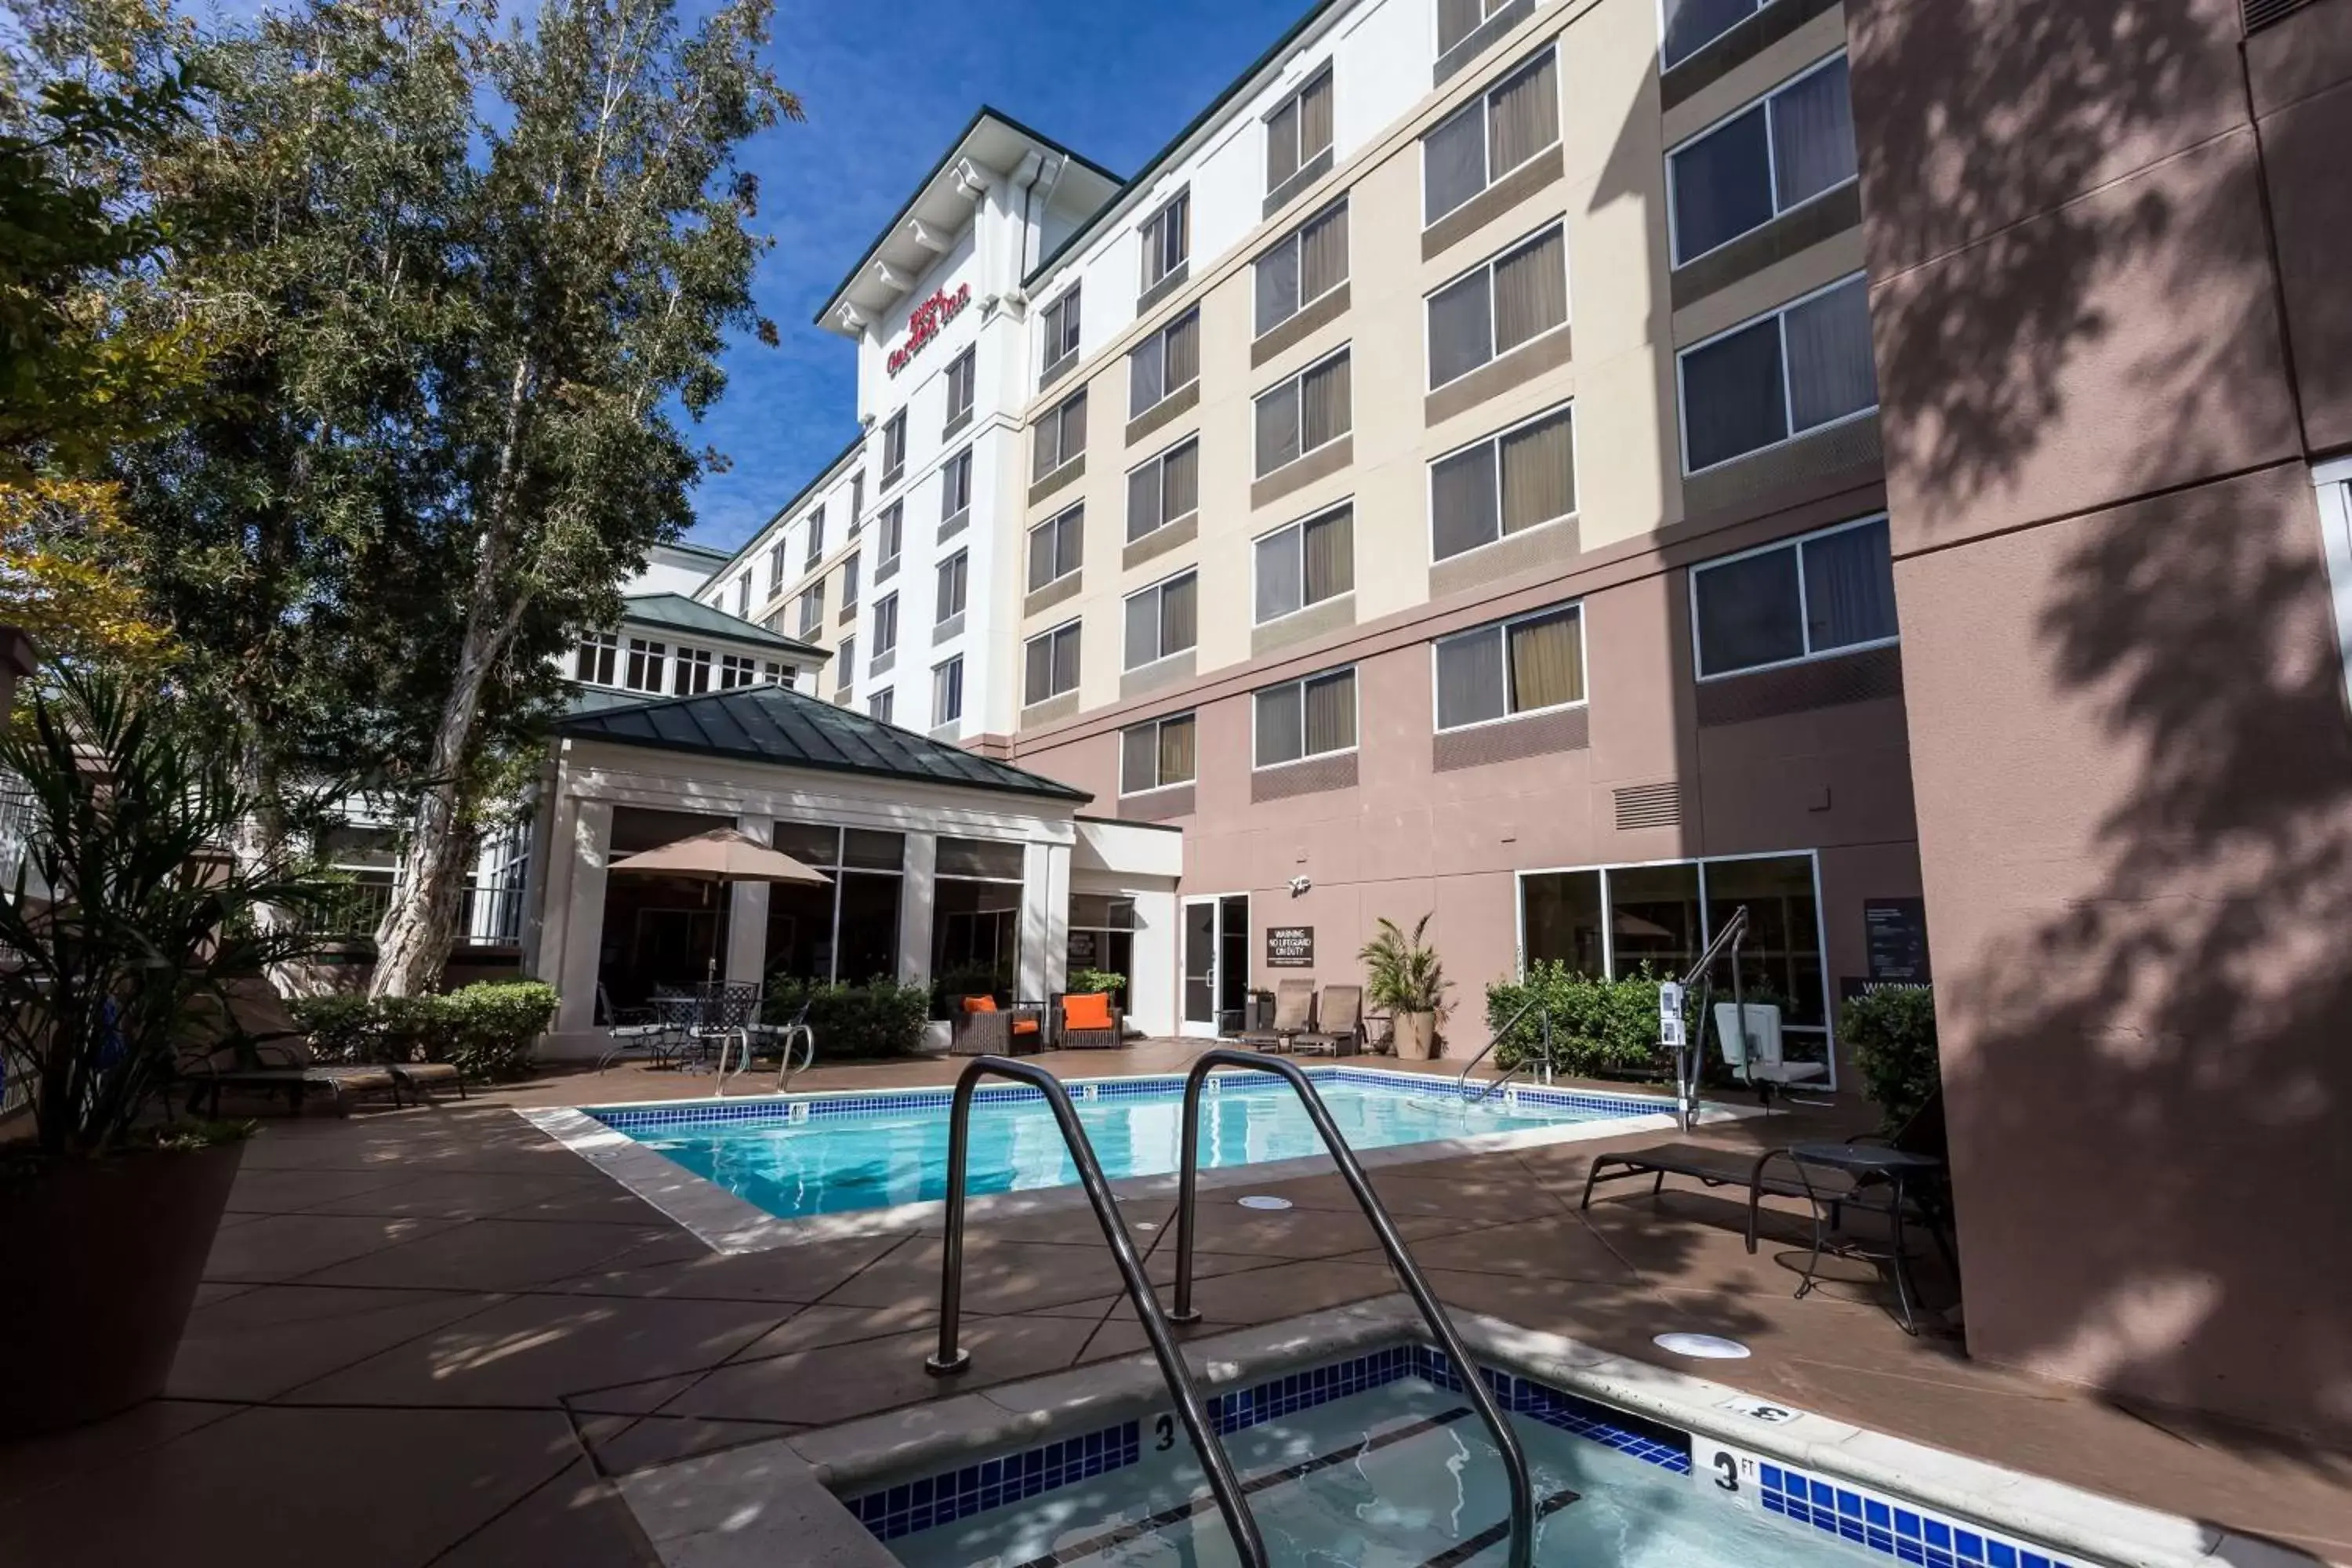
left=1237, top=1195, right=1294, bottom=1210
left=1653, top=1332, right=1751, bottom=1359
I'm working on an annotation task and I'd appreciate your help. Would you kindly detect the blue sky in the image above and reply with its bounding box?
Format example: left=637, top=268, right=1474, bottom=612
left=685, top=0, right=1308, bottom=553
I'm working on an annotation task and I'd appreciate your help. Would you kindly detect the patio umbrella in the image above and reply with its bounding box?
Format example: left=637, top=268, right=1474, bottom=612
left=607, top=828, right=831, bottom=982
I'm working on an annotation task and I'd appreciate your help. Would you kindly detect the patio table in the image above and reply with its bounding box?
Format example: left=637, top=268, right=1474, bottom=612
left=1777, top=1142, right=1950, bottom=1335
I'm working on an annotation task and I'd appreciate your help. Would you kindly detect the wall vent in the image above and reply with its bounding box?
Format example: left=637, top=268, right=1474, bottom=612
left=1613, top=781, right=1685, bottom=831
left=2243, top=0, right=2318, bottom=34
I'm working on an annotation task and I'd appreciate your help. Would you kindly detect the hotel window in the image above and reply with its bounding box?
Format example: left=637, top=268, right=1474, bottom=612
left=932, top=655, right=964, bottom=724
left=1254, top=503, right=1353, bottom=623
left=880, top=410, right=906, bottom=488
left=1438, top=0, right=1515, bottom=56
left=1023, top=620, right=1082, bottom=705
left=735, top=575, right=751, bottom=617
left=1033, top=387, right=1087, bottom=481
left=768, top=823, right=906, bottom=984
left=1254, top=198, right=1348, bottom=339
left=935, top=548, right=968, bottom=624
left=767, top=539, right=788, bottom=596
left=934, top=836, right=1024, bottom=997
left=940, top=446, right=973, bottom=531
left=719, top=653, right=757, bottom=688
left=840, top=554, right=860, bottom=611
left=868, top=688, right=894, bottom=724
left=1265, top=66, right=1334, bottom=191
left=797, top=582, right=825, bottom=638
left=1669, top=54, right=1854, bottom=267
left=1129, top=307, right=1200, bottom=418
left=1428, top=222, right=1567, bottom=389
left=1126, top=436, right=1200, bottom=543
left=1664, top=0, right=1784, bottom=70
left=943, top=346, right=976, bottom=432
left=1121, top=713, right=1196, bottom=794
left=574, top=633, right=618, bottom=685
left=879, top=500, right=904, bottom=567
left=1434, top=604, right=1584, bottom=730
left=1040, top=284, right=1082, bottom=381
left=672, top=645, right=713, bottom=695
left=1254, top=666, right=1356, bottom=767
left=1678, top=274, right=1875, bottom=473
left=1254, top=346, right=1350, bottom=476
left=873, top=592, right=899, bottom=658
left=1028, top=504, right=1084, bottom=592
left=1690, top=514, right=1895, bottom=678
left=1430, top=405, right=1575, bottom=563
left=1124, top=569, right=1198, bottom=670
left=1424, top=49, right=1559, bottom=226
left=849, top=470, right=866, bottom=531
left=804, top=505, right=826, bottom=568
left=1140, top=189, right=1189, bottom=292
left=623, top=637, right=667, bottom=692
left=836, top=635, right=855, bottom=695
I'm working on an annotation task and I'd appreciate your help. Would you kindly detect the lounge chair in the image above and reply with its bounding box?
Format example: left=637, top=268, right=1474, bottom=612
left=1239, top=978, right=1314, bottom=1052
left=949, top=995, right=1044, bottom=1056
left=1289, top=984, right=1363, bottom=1057
left=176, top=1038, right=402, bottom=1116
left=226, top=975, right=467, bottom=1103
left=1057, top=991, right=1120, bottom=1050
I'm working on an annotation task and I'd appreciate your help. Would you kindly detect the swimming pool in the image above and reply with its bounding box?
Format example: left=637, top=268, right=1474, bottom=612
left=579, top=1069, right=1671, bottom=1223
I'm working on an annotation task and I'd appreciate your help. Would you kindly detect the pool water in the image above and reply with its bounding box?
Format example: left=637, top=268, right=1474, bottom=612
left=601, top=1073, right=1652, bottom=1221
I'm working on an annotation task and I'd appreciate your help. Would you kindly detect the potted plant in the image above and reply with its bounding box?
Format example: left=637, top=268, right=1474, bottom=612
left=0, top=667, right=331, bottom=1439
left=1360, top=914, right=1448, bottom=1060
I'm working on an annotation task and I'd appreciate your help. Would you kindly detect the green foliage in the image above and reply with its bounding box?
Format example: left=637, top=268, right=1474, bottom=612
left=1483, top=962, right=1689, bottom=1080
left=285, top=993, right=378, bottom=1063
left=763, top=977, right=931, bottom=1061
left=1359, top=914, right=1447, bottom=1016
left=1839, top=985, right=1940, bottom=1132
left=1065, top=967, right=1126, bottom=998
left=931, top=962, right=1007, bottom=1019
left=287, top=980, right=554, bottom=1082
left=0, top=666, right=332, bottom=1156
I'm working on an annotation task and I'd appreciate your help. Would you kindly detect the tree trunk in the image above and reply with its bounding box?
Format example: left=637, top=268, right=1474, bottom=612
left=368, top=773, right=473, bottom=997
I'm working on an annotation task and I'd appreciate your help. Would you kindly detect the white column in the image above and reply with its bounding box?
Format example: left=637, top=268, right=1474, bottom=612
left=554, top=798, right=614, bottom=1033
left=898, top=833, right=937, bottom=989
left=728, top=813, right=773, bottom=986
left=1022, top=840, right=1071, bottom=1000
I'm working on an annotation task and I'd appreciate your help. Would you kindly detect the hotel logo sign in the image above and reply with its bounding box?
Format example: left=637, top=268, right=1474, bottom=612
left=887, top=283, right=971, bottom=377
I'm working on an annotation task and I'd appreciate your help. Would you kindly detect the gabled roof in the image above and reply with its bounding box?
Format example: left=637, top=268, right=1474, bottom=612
left=557, top=684, right=1092, bottom=804
left=619, top=593, right=826, bottom=659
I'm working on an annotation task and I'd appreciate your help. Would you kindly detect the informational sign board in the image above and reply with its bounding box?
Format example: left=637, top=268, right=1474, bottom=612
left=1265, top=926, right=1314, bottom=967
left=1863, top=898, right=1932, bottom=983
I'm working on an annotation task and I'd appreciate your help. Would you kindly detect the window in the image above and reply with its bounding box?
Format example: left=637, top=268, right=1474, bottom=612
left=673, top=645, right=713, bottom=695
left=1254, top=347, right=1350, bottom=475
left=720, top=653, right=757, bottom=688
left=1120, top=713, right=1196, bottom=793
left=797, top=582, right=825, bottom=637
left=1254, top=199, right=1348, bottom=338
left=1430, top=405, right=1575, bottom=561
left=1434, top=604, right=1584, bottom=729
left=574, top=633, right=617, bottom=685
left=940, top=446, right=973, bottom=528
left=849, top=471, right=865, bottom=531
left=932, top=656, right=964, bottom=724
left=1265, top=67, right=1334, bottom=192
left=767, top=540, right=787, bottom=596
left=1678, top=274, right=1875, bottom=472
left=835, top=635, right=855, bottom=695
left=881, top=410, right=906, bottom=488
left=1126, top=437, right=1200, bottom=543
left=623, top=638, right=666, bottom=693
left=840, top=554, right=860, bottom=611
left=1124, top=570, right=1198, bottom=670
left=868, top=688, right=894, bottom=724
left=1428, top=222, right=1567, bottom=388
left=1254, top=667, right=1356, bottom=767
left=1040, top=285, right=1082, bottom=379
left=762, top=660, right=792, bottom=684
left=1028, top=505, right=1084, bottom=591
left=1023, top=620, right=1081, bottom=705
left=1669, top=54, right=1854, bottom=267
left=933, top=836, right=1023, bottom=996
left=1424, top=49, right=1559, bottom=225
left=735, top=575, right=751, bottom=617
left=1254, top=504, right=1354, bottom=623
left=1439, top=0, right=1515, bottom=55
left=1690, top=514, right=1895, bottom=678
left=878, top=500, right=904, bottom=565
left=935, top=548, right=967, bottom=624
left=873, top=592, right=898, bottom=656
left=1033, top=388, right=1087, bottom=481
left=1140, top=190, right=1189, bottom=291
left=1664, top=0, right=1782, bottom=70
left=1129, top=307, right=1200, bottom=417
left=943, top=346, right=975, bottom=430
left=804, top=505, right=826, bottom=568
left=766, top=823, right=906, bottom=985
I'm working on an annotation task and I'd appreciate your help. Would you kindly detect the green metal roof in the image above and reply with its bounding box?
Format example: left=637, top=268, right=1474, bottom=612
left=557, top=684, right=1092, bottom=804
left=619, top=593, right=826, bottom=658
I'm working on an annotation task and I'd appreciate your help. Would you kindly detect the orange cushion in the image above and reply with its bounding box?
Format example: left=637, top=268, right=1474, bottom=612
left=962, top=996, right=997, bottom=1014
left=1011, top=1018, right=1040, bottom=1034
left=1062, top=993, right=1114, bottom=1031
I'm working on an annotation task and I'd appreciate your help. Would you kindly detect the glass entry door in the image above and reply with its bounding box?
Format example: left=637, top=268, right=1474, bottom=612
left=1182, top=899, right=1218, bottom=1034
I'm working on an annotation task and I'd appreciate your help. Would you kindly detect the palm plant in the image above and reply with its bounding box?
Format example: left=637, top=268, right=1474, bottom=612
left=1359, top=913, right=1448, bottom=1018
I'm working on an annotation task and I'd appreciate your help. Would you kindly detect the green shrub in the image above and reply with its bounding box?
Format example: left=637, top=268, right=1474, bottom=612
left=287, top=993, right=379, bottom=1064
left=764, top=975, right=931, bottom=1060
left=1483, top=962, right=1688, bottom=1080
left=1840, top=984, right=1939, bottom=1132
left=287, top=981, right=554, bottom=1082
left=1066, top=967, right=1127, bottom=998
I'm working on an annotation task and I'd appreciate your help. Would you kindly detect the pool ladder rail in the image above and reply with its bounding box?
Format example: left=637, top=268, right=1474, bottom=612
left=924, top=1051, right=1537, bottom=1568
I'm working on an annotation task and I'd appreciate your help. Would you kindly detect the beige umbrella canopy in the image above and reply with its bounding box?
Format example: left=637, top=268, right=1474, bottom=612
left=607, top=829, right=831, bottom=985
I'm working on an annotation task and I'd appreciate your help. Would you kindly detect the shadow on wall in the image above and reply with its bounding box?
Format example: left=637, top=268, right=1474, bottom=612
left=1847, top=0, right=2352, bottom=1457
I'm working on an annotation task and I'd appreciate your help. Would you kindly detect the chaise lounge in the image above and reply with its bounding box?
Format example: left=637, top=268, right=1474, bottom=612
left=1239, top=978, right=1314, bottom=1052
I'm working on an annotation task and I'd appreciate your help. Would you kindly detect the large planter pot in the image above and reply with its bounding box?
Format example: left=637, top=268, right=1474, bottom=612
left=1395, top=1011, right=1438, bottom=1060
left=0, top=1138, right=245, bottom=1440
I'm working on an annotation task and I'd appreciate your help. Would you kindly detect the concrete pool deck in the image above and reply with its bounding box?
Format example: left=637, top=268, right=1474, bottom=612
left=2, top=1041, right=2345, bottom=1566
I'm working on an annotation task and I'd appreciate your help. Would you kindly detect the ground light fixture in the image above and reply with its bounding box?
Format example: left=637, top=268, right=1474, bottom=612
left=1237, top=1195, right=1295, bottom=1210
left=1653, top=1332, right=1752, bottom=1359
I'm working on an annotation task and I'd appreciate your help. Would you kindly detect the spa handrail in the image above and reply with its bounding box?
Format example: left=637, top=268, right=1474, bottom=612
left=1456, top=993, right=1552, bottom=1105
left=1675, top=903, right=1750, bottom=1131
left=1169, top=1051, right=1536, bottom=1568
left=922, top=1055, right=1268, bottom=1568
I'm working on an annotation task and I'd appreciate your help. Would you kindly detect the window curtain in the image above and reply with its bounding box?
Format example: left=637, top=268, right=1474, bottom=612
left=1428, top=270, right=1494, bottom=388
left=1033, top=421, right=1058, bottom=481
left=1487, top=53, right=1559, bottom=176
left=1802, top=520, right=1896, bottom=651
left=1301, top=351, right=1351, bottom=449
left=1025, top=637, right=1052, bottom=704
left=1423, top=102, right=1487, bottom=222
left=1508, top=608, right=1583, bottom=709
left=1299, top=71, right=1333, bottom=162
left=1664, top=0, right=1759, bottom=67
left=1436, top=628, right=1506, bottom=728
left=1669, top=103, right=1773, bottom=263
left=874, top=595, right=896, bottom=653
left=1500, top=409, right=1575, bottom=533
left=1256, top=241, right=1301, bottom=336
left=1770, top=58, right=1856, bottom=211
left=1693, top=546, right=1804, bottom=675
left=1061, top=392, right=1087, bottom=462
left=1783, top=278, right=1877, bottom=432
left=1157, top=714, right=1196, bottom=785
left=1303, top=670, right=1356, bottom=755
left=1266, top=96, right=1301, bottom=188
left=1057, top=510, right=1083, bottom=575
left=1130, top=332, right=1165, bottom=414
left=1301, top=201, right=1348, bottom=301
left=1256, top=684, right=1303, bottom=765
left=1124, top=591, right=1159, bottom=669
left=1256, top=528, right=1302, bottom=621
left=1127, top=459, right=1163, bottom=541
left=1431, top=444, right=1500, bottom=561
left=937, top=554, right=965, bottom=622
left=1050, top=625, right=1080, bottom=693
left=1491, top=226, right=1566, bottom=354
left=1160, top=571, right=1198, bottom=654
left=881, top=503, right=902, bottom=559
left=1163, top=310, right=1200, bottom=391
left=1437, top=0, right=1484, bottom=53
left=1682, top=318, right=1787, bottom=470
left=934, top=659, right=962, bottom=721
left=1121, top=724, right=1158, bottom=793
left=1303, top=507, right=1353, bottom=601
left=1161, top=438, right=1199, bottom=521
left=1256, top=381, right=1301, bottom=474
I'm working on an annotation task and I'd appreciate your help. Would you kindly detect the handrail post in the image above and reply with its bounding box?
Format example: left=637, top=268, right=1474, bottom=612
left=923, top=1065, right=982, bottom=1375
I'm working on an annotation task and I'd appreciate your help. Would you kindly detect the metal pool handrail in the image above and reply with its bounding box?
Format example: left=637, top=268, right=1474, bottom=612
left=1457, top=993, right=1553, bottom=1105
left=1167, top=1051, right=1536, bottom=1568
left=921, top=1055, right=1269, bottom=1568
